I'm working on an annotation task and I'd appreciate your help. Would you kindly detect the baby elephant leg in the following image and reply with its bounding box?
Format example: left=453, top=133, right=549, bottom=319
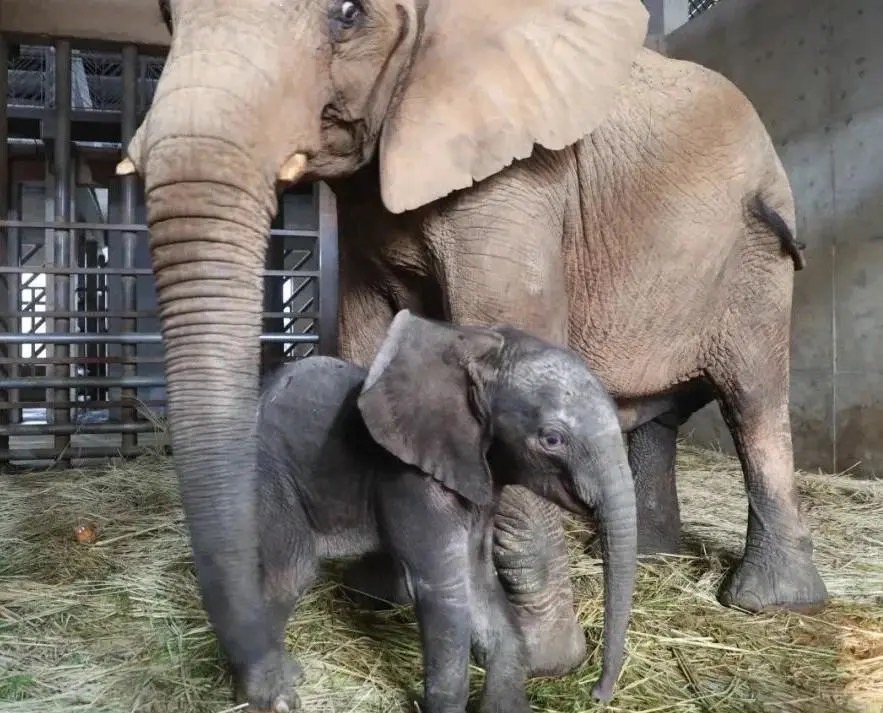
left=247, top=522, right=319, bottom=712
left=493, top=485, right=586, bottom=678
left=470, top=524, right=532, bottom=713
left=341, top=552, right=413, bottom=610
left=384, top=525, right=473, bottom=711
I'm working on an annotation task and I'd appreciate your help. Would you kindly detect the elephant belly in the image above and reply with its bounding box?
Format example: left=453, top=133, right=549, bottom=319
left=570, top=326, right=706, bottom=402
left=565, top=66, right=755, bottom=400
left=563, top=221, right=728, bottom=400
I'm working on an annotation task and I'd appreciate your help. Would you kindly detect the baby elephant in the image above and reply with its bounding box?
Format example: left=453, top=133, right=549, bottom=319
left=256, top=310, right=637, bottom=713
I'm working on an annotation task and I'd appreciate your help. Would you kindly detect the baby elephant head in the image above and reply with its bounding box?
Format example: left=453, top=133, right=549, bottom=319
left=357, top=309, right=637, bottom=702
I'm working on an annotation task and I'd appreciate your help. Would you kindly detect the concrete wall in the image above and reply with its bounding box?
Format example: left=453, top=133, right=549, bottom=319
left=662, top=0, right=881, bottom=476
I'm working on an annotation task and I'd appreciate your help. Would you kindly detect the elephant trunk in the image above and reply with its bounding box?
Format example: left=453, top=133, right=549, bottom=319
left=577, top=438, right=638, bottom=703
left=144, top=135, right=279, bottom=677
left=130, top=10, right=326, bottom=691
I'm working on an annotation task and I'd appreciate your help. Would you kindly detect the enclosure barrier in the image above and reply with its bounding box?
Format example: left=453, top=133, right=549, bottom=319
left=687, top=0, right=721, bottom=18
left=1, top=38, right=338, bottom=469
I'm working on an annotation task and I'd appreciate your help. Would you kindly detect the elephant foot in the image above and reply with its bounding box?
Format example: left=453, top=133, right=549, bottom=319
left=340, top=552, right=413, bottom=610
left=718, top=546, right=828, bottom=614
left=235, top=649, right=304, bottom=713
left=493, top=485, right=586, bottom=678
left=480, top=688, right=532, bottom=713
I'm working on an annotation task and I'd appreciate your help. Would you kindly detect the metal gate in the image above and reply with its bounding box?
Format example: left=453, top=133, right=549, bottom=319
left=688, top=0, right=722, bottom=18
left=1, top=38, right=338, bottom=469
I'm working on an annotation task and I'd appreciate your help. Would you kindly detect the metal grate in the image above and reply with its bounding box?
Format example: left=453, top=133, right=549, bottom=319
left=1, top=39, right=339, bottom=469
left=7, top=46, right=49, bottom=108
left=0, top=216, right=334, bottom=468
left=689, top=0, right=721, bottom=18
left=7, top=45, right=165, bottom=114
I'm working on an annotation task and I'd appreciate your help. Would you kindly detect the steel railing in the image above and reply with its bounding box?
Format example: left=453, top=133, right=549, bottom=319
left=1, top=37, right=339, bottom=469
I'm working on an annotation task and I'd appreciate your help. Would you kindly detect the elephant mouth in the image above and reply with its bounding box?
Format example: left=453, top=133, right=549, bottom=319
left=550, top=477, right=593, bottom=518
left=318, top=105, right=369, bottom=166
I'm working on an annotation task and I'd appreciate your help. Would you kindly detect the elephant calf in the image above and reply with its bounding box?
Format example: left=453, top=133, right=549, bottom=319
left=253, top=310, right=637, bottom=713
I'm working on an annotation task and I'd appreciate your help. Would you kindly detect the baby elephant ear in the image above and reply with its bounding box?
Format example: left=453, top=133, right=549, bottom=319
left=358, top=310, right=504, bottom=506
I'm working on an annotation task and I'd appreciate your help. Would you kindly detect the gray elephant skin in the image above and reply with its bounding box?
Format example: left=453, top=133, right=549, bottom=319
left=255, top=310, right=637, bottom=712
left=121, top=0, right=828, bottom=708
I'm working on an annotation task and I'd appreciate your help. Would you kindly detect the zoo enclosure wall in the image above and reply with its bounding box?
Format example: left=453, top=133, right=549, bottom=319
left=666, top=0, right=883, bottom=477
left=0, top=36, right=339, bottom=469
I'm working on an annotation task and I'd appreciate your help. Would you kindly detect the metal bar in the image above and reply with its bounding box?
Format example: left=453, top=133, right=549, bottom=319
left=0, top=357, right=165, bottom=367
left=285, top=275, right=315, bottom=304
left=7, top=137, right=125, bottom=156
left=0, top=333, right=318, bottom=344
left=0, top=422, right=160, bottom=436
left=0, top=358, right=167, bottom=369
left=0, top=220, right=149, bottom=232
left=1, top=447, right=154, bottom=461
left=317, top=182, right=339, bottom=356
left=0, top=310, right=153, bottom=318
left=290, top=251, right=311, bottom=272
left=8, top=105, right=139, bottom=122
left=0, top=310, right=319, bottom=319
left=20, top=244, right=42, bottom=264
left=0, top=220, right=321, bottom=238
left=0, top=267, right=320, bottom=277
left=1, top=266, right=157, bottom=276
left=120, top=44, right=138, bottom=453
left=53, top=39, right=73, bottom=462
left=0, top=376, right=167, bottom=388
left=0, top=399, right=167, bottom=409
left=0, top=35, right=11, bottom=455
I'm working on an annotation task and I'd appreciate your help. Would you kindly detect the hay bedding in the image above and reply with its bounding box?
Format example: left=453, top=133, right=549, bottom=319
left=0, top=445, right=881, bottom=713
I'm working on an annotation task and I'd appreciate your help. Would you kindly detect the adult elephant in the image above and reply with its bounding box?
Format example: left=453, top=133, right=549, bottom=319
left=120, top=0, right=828, bottom=709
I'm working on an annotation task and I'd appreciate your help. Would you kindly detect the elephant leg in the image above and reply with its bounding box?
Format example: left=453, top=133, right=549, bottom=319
left=706, top=344, right=828, bottom=614
left=493, top=486, right=586, bottom=678
left=245, top=532, right=317, bottom=711
left=340, top=551, right=413, bottom=610
left=261, top=549, right=318, bottom=652
left=469, top=523, right=531, bottom=713
left=380, top=487, right=474, bottom=713
left=628, top=416, right=681, bottom=555
left=627, top=382, right=715, bottom=556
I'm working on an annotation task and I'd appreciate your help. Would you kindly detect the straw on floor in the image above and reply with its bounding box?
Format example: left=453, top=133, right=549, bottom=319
left=0, top=444, right=881, bottom=713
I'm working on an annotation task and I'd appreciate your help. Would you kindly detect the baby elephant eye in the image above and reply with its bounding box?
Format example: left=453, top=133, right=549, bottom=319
left=538, top=427, right=566, bottom=450
left=338, top=0, right=362, bottom=23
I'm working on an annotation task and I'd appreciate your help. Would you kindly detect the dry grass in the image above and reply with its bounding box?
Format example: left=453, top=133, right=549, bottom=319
left=0, top=444, right=881, bottom=713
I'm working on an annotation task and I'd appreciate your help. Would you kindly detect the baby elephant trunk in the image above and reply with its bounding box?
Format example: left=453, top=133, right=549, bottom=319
left=577, top=436, right=638, bottom=702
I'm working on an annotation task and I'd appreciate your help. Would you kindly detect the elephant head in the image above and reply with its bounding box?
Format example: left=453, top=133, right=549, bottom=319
left=358, top=310, right=637, bottom=701
left=121, top=0, right=647, bottom=700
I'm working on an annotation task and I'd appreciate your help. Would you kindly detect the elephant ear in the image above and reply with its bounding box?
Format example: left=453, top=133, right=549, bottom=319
left=378, top=0, right=649, bottom=214
left=357, top=310, right=504, bottom=505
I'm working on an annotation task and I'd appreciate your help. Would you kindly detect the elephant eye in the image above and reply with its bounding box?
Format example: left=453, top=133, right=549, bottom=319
left=538, top=427, right=566, bottom=451
left=332, top=0, right=364, bottom=27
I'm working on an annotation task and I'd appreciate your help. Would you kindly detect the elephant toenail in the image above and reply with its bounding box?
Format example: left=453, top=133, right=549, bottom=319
left=273, top=697, right=290, bottom=713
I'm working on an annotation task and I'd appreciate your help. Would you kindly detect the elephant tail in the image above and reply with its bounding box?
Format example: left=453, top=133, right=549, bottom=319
left=747, top=193, right=806, bottom=272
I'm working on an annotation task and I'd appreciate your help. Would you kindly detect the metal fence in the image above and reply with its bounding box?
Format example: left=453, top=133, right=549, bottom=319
left=688, top=0, right=722, bottom=18
left=1, top=37, right=338, bottom=469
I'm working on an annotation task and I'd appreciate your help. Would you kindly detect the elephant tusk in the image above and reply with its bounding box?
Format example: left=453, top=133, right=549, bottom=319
left=277, top=153, right=308, bottom=184
left=115, top=157, right=137, bottom=176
